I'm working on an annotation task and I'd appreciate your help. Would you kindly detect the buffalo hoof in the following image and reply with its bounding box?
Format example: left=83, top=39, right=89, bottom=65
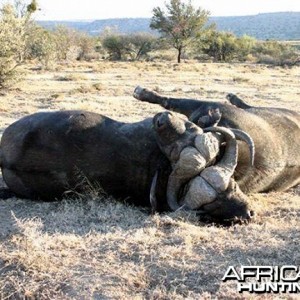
left=133, top=86, right=144, bottom=100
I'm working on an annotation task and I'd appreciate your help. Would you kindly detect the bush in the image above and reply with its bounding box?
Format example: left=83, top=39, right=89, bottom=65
left=26, top=25, right=99, bottom=66
left=76, top=33, right=97, bottom=61
left=0, top=2, right=35, bottom=88
left=253, top=41, right=299, bottom=66
left=52, top=25, right=76, bottom=61
left=0, top=57, right=23, bottom=89
left=26, top=25, right=57, bottom=69
left=195, top=30, right=299, bottom=66
left=102, top=34, right=131, bottom=60
left=126, top=33, right=157, bottom=60
left=102, top=33, right=157, bottom=61
left=196, top=31, right=235, bottom=62
left=236, top=35, right=256, bottom=61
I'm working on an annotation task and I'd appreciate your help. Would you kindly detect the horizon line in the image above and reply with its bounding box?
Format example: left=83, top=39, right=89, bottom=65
left=36, top=11, right=299, bottom=22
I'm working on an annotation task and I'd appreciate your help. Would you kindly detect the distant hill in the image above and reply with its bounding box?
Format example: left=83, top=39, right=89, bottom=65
left=38, top=12, right=300, bottom=40
left=211, top=12, right=300, bottom=40
left=39, top=18, right=151, bottom=35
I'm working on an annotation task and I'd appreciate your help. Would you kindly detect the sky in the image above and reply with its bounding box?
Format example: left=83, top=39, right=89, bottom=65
left=32, top=0, right=300, bottom=21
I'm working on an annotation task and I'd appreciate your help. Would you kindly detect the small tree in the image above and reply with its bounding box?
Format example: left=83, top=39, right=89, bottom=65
left=150, top=0, right=209, bottom=63
left=0, top=0, right=37, bottom=88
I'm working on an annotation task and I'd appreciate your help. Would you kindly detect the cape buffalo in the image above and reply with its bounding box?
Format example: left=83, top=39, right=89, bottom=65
left=133, top=87, right=300, bottom=194
left=1, top=87, right=299, bottom=223
left=0, top=109, right=253, bottom=223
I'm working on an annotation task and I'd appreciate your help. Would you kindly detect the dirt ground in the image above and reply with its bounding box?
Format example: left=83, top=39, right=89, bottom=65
left=0, top=61, right=299, bottom=299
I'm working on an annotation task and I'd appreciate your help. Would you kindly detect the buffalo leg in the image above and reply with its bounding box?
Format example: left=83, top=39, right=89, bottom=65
left=133, top=86, right=203, bottom=115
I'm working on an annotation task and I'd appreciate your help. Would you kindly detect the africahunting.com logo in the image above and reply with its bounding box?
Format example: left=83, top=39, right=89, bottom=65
left=222, top=266, right=300, bottom=293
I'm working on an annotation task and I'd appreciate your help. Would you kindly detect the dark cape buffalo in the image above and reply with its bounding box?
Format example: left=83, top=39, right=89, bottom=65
left=0, top=108, right=255, bottom=223
left=0, top=87, right=299, bottom=223
left=133, top=87, right=300, bottom=194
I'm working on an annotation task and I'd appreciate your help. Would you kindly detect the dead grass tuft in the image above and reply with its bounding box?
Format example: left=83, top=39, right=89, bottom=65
left=92, top=82, right=104, bottom=91
left=54, top=74, right=87, bottom=82
left=233, top=76, right=251, bottom=83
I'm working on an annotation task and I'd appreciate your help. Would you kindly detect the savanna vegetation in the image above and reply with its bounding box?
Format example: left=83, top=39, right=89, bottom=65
left=0, top=0, right=299, bottom=299
left=0, top=0, right=299, bottom=90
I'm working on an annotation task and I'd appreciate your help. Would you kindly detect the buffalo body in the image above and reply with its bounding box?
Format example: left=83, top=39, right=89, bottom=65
left=0, top=111, right=170, bottom=210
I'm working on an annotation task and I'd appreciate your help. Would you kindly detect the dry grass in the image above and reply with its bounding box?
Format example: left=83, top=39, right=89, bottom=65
left=0, top=61, right=299, bottom=299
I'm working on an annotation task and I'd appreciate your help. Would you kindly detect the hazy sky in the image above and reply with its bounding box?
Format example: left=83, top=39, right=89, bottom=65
left=34, top=0, right=300, bottom=20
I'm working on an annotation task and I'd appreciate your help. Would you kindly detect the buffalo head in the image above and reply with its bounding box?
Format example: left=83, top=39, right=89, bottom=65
left=153, top=111, right=254, bottom=223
